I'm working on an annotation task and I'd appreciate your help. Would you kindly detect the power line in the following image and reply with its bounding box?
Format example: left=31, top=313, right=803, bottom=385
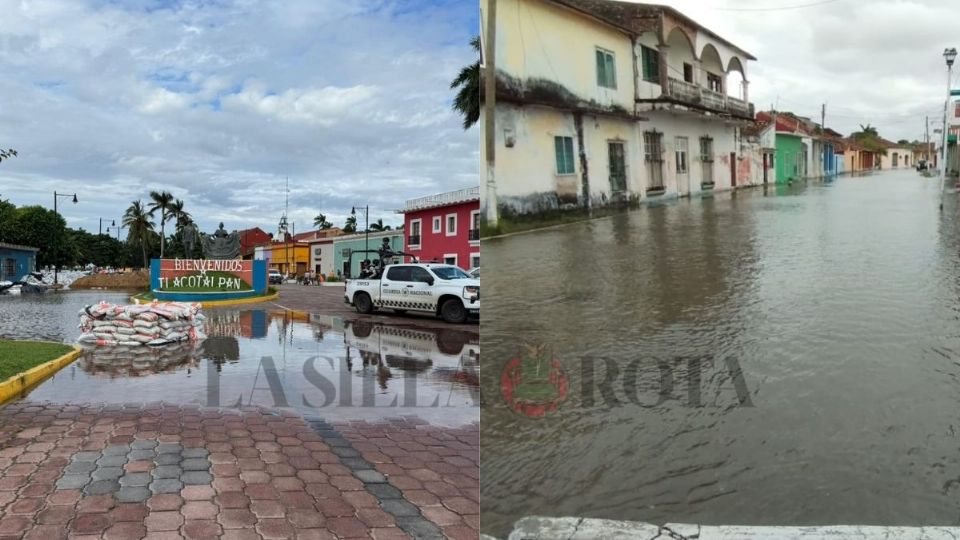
left=706, top=0, right=843, bottom=12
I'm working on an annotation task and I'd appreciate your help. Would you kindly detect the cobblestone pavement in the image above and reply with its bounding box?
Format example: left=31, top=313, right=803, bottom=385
left=0, top=401, right=480, bottom=539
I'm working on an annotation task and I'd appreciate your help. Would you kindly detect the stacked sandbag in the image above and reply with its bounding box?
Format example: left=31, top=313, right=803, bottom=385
left=77, top=301, right=207, bottom=347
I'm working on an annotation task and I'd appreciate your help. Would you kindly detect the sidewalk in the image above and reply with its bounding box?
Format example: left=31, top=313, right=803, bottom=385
left=498, top=516, right=960, bottom=540
left=0, top=401, right=479, bottom=539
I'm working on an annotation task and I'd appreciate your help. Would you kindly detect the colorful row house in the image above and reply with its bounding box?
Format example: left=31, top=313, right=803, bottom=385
left=480, top=0, right=758, bottom=223
left=399, top=186, right=480, bottom=270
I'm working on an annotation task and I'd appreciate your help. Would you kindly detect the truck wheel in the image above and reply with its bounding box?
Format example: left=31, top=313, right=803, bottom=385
left=354, top=292, right=374, bottom=314
left=440, top=299, right=467, bottom=324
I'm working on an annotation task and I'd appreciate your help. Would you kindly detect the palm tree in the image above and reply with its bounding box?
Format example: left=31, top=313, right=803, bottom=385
left=169, top=198, right=192, bottom=233
left=313, top=213, right=333, bottom=229
left=369, top=219, right=385, bottom=232
left=343, top=215, right=357, bottom=233
left=450, top=36, right=480, bottom=130
left=123, top=200, right=155, bottom=268
left=148, top=190, right=174, bottom=258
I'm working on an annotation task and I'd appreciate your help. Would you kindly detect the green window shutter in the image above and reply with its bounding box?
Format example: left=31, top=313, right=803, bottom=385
left=596, top=49, right=605, bottom=87
left=605, top=53, right=615, bottom=87
left=564, top=137, right=575, bottom=173
left=555, top=136, right=565, bottom=173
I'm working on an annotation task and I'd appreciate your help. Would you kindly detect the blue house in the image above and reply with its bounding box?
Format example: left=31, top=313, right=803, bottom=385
left=0, top=242, right=39, bottom=282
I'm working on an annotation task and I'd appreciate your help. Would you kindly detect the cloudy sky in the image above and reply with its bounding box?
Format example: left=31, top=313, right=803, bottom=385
left=0, top=0, right=479, bottom=235
left=657, top=0, right=953, bottom=142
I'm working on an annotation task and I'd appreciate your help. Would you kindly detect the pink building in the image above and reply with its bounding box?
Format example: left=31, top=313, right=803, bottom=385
left=399, top=186, right=480, bottom=270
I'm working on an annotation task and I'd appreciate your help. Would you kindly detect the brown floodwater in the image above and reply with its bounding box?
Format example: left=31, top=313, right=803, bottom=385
left=481, top=170, right=960, bottom=536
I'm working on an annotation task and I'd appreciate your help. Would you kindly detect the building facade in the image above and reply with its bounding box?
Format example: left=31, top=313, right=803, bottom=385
left=400, top=187, right=480, bottom=270
left=0, top=243, right=39, bottom=282
left=308, top=238, right=337, bottom=277
left=238, top=228, right=273, bottom=259
left=481, top=0, right=756, bottom=223
left=260, top=242, right=310, bottom=276
left=332, top=230, right=405, bottom=279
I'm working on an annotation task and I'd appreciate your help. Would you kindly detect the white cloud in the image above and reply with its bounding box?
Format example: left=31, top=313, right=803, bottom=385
left=221, top=83, right=379, bottom=125
left=0, top=0, right=479, bottom=234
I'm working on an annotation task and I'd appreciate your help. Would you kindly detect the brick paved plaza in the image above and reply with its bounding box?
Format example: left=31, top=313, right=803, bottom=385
left=0, top=401, right=479, bottom=539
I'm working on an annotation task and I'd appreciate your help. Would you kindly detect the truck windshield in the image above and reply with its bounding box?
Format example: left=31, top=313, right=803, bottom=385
left=431, top=266, right=471, bottom=280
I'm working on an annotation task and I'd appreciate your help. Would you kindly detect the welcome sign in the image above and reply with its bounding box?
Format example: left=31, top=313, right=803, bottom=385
left=150, top=258, right=268, bottom=301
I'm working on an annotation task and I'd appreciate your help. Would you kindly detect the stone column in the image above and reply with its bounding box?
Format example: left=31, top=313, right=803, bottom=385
left=657, top=44, right=669, bottom=97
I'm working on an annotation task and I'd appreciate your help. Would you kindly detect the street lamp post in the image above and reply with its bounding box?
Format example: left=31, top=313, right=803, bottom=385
left=351, top=205, right=369, bottom=254
left=940, top=47, right=957, bottom=209
left=52, top=191, right=78, bottom=285
left=99, top=218, right=115, bottom=236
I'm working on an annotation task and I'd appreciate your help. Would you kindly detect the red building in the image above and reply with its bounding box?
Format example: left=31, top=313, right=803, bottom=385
left=399, top=187, right=479, bottom=270
left=238, top=227, right=273, bottom=259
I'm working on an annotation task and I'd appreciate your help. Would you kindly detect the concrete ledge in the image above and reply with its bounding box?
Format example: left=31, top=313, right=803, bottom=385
left=131, top=291, right=280, bottom=308
left=0, top=344, right=82, bottom=406
left=503, top=517, right=960, bottom=540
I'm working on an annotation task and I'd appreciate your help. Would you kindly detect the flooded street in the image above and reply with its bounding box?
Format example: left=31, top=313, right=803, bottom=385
left=0, top=293, right=479, bottom=428
left=482, top=170, right=960, bottom=536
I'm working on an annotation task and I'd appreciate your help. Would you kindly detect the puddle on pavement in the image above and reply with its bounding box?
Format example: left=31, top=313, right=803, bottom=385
left=23, top=307, right=479, bottom=428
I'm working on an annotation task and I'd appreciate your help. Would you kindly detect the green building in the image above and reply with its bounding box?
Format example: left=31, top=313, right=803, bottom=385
left=333, top=230, right=404, bottom=278
left=775, top=133, right=805, bottom=184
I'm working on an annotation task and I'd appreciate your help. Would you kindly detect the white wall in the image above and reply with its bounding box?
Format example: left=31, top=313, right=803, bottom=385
left=488, top=0, right=635, bottom=111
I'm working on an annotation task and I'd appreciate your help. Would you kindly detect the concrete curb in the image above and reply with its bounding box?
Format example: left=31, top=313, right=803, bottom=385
left=130, top=291, right=280, bottom=308
left=0, top=343, right=82, bottom=406
left=501, top=517, right=960, bottom=539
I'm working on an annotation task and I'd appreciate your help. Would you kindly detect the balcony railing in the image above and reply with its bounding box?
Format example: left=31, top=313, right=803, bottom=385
left=665, top=77, right=754, bottom=118
left=408, top=235, right=421, bottom=246
left=468, top=229, right=480, bottom=241
left=404, top=186, right=480, bottom=212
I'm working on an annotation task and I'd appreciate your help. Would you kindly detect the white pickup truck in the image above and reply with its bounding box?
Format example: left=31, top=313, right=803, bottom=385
left=344, top=263, right=480, bottom=323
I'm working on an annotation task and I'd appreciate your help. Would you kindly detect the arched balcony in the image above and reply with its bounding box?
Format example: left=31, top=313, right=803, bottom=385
left=653, top=27, right=754, bottom=119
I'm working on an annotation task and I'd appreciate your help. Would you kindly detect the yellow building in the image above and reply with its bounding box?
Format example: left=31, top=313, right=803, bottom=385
left=263, top=242, right=310, bottom=276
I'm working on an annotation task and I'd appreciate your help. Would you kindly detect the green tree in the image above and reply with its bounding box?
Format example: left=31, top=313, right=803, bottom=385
left=369, top=219, right=392, bottom=232
left=169, top=198, right=192, bottom=232
left=0, top=199, right=18, bottom=242
left=148, top=190, right=174, bottom=258
left=123, top=200, right=156, bottom=268
left=9, top=205, right=73, bottom=270
left=313, top=213, right=333, bottom=229
left=343, top=215, right=357, bottom=233
left=450, top=36, right=481, bottom=130
left=70, top=228, right=126, bottom=268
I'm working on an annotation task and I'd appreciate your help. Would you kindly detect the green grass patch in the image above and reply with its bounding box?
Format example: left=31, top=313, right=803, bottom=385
left=160, top=270, right=252, bottom=292
left=0, top=340, right=74, bottom=381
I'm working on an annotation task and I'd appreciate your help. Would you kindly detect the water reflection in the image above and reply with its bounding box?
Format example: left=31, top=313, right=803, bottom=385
left=25, top=307, right=479, bottom=427
left=78, top=341, right=201, bottom=378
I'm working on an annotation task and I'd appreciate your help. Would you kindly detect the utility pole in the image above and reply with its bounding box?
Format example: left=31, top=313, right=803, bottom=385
left=819, top=103, right=832, bottom=176
left=483, top=0, right=498, bottom=227
left=926, top=116, right=930, bottom=162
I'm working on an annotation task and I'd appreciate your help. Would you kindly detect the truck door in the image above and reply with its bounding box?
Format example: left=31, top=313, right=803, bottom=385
left=406, top=267, right=438, bottom=312
left=380, top=265, right=412, bottom=309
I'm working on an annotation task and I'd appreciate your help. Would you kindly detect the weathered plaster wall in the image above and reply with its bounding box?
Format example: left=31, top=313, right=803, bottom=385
left=491, top=0, right=634, bottom=111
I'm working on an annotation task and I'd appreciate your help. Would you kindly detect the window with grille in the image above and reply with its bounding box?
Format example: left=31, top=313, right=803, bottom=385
left=644, top=131, right=664, bottom=189
left=699, top=137, right=713, bottom=162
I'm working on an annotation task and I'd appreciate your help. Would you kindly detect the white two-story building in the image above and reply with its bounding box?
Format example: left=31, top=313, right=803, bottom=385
left=481, top=0, right=757, bottom=220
